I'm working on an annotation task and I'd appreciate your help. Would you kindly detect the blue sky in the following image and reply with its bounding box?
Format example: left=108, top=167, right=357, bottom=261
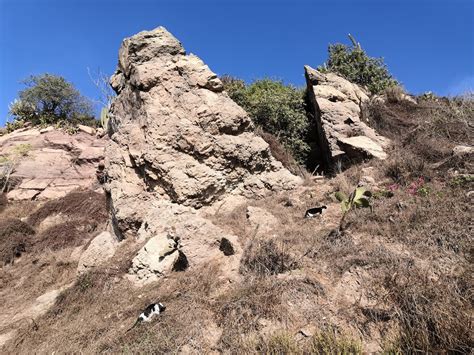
left=0, top=0, right=473, bottom=125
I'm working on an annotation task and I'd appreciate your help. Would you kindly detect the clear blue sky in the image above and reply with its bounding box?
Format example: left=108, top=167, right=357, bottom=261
left=1, top=0, right=473, bottom=125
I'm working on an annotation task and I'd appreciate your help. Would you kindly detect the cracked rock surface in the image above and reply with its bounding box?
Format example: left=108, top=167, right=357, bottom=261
left=304, top=66, right=389, bottom=168
left=105, top=27, right=301, bottom=237
left=1, top=128, right=104, bottom=200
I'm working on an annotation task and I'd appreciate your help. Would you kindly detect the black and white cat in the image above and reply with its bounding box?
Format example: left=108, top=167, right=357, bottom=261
left=304, top=206, right=327, bottom=218
left=127, top=302, right=166, bottom=332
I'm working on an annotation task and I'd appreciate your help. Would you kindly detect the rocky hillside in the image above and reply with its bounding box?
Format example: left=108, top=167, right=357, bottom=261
left=1, top=125, right=105, bottom=200
left=0, top=27, right=472, bottom=354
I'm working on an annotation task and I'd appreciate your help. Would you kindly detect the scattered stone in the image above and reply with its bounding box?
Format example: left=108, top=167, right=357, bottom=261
left=129, top=233, right=180, bottom=284
left=39, top=126, right=54, bottom=134
left=0, top=330, right=16, bottom=348
left=452, top=145, right=473, bottom=157
left=77, top=231, right=118, bottom=273
left=77, top=124, right=96, bottom=135
left=128, top=200, right=241, bottom=285
left=219, top=238, right=235, bottom=256
left=339, top=136, right=387, bottom=160
left=19, top=178, right=53, bottom=190
left=246, top=206, right=278, bottom=236
left=298, top=325, right=316, bottom=338
left=401, top=94, right=417, bottom=104
left=37, top=186, right=79, bottom=200
left=38, top=213, right=67, bottom=233
left=7, top=189, right=40, bottom=201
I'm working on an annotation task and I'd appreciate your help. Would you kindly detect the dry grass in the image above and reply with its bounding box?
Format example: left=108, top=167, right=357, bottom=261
left=28, top=189, right=107, bottom=226
left=257, top=129, right=303, bottom=176
left=368, top=95, right=473, bottom=172
left=240, top=237, right=298, bottom=276
left=34, top=221, right=99, bottom=252
left=0, top=198, right=37, bottom=221
left=219, top=327, right=362, bottom=354
left=380, top=267, right=472, bottom=353
left=9, top=255, right=225, bottom=354
left=0, top=218, right=35, bottom=265
left=216, top=277, right=289, bottom=351
left=0, top=190, right=108, bottom=264
left=0, top=193, right=7, bottom=213
left=1, top=96, right=472, bottom=353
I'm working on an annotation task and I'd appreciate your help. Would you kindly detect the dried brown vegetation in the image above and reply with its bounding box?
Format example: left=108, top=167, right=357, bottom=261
left=240, top=238, right=298, bottom=276
left=0, top=193, right=7, bottom=213
left=0, top=218, right=35, bottom=265
left=258, top=129, right=302, bottom=175
left=1, top=96, right=472, bottom=353
left=28, top=189, right=107, bottom=226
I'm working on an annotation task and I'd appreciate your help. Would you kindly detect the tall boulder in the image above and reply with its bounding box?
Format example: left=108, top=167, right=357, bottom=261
left=105, top=27, right=300, bottom=238
left=304, top=66, right=389, bottom=169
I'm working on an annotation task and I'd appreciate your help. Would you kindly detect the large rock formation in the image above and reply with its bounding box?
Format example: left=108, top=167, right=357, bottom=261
left=304, top=66, right=389, bottom=169
left=0, top=127, right=104, bottom=200
left=105, top=27, right=300, bottom=238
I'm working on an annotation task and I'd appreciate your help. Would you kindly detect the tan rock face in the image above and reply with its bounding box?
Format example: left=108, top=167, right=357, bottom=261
left=77, top=231, right=118, bottom=273
left=128, top=199, right=241, bottom=285
left=246, top=206, right=278, bottom=237
left=304, top=66, right=389, bottom=169
left=0, top=128, right=105, bottom=200
left=105, top=27, right=300, bottom=237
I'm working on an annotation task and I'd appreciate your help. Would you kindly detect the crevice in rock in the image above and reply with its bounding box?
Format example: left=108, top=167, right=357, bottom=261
left=106, top=191, right=125, bottom=241
left=219, top=238, right=235, bottom=256
left=172, top=250, right=189, bottom=271
left=303, top=87, right=333, bottom=172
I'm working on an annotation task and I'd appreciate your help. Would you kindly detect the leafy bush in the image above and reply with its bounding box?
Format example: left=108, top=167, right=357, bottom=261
left=8, top=74, right=95, bottom=127
left=222, top=76, right=313, bottom=166
left=335, top=186, right=372, bottom=213
left=318, top=35, right=398, bottom=94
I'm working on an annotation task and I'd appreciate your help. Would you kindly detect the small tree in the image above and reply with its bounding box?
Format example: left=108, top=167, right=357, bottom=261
left=222, top=76, right=312, bottom=166
left=319, top=34, right=398, bottom=94
left=8, top=74, right=94, bottom=126
left=88, top=68, right=116, bottom=130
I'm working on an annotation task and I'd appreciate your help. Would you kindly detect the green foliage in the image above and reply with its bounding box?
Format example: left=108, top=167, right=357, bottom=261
left=12, top=144, right=32, bottom=157
left=318, top=35, right=398, bottom=94
left=450, top=174, right=473, bottom=187
left=221, top=76, right=311, bottom=165
left=336, top=186, right=372, bottom=213
left=8, top=74, right=94, bottom=126
left=5, top=119, right=26, bottom=133
left=1, top=143, right=33, bottom=192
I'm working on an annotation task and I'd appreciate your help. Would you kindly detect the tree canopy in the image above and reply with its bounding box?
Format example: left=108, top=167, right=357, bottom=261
left=221, top=76, right=314, bottom=167
left=9, top=74, right=94, bottom=126
left=318, top=35, right=398, bottom=94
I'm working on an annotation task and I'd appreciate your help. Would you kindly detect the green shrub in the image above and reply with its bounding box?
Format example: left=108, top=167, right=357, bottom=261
left=318, top=35, right=398, bottom=94
left=8, top=73, right=95, bottom=127
left=222, top=76, right=313, bottom=166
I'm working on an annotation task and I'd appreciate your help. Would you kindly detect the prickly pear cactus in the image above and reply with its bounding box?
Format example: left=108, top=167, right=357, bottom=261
left=335, top=187, right=372, bottom=212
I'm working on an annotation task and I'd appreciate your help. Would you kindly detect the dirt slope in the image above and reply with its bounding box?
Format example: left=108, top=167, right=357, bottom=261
left=0, top=97, right=472, bottom=353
